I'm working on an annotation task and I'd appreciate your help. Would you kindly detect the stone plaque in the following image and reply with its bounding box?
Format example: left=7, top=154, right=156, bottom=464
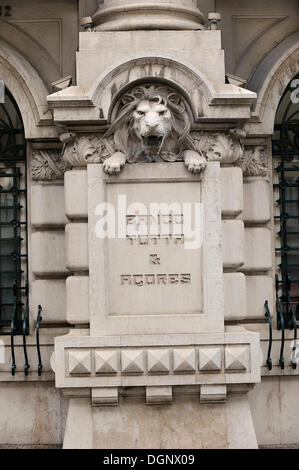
left=107, top=180, right=203, bottom=316
left=88, top=162, right=224, bottom=336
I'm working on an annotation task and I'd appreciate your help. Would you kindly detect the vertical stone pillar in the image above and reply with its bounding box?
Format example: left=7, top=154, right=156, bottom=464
left=64, top=167, right=90, bottom=325
left=240, top=143, right=273, bottom=321
left=221, top=164, right=246, bottom=322
left=30, top=146, right=69, bottom=324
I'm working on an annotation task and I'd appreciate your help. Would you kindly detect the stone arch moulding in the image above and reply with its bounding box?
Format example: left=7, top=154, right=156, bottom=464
left=247, top=31, right=299, bottom=135
left=91, top=56, right=207, bottom=124
left=48, top=55, right=256, bottom=125
left=0, top=39, right=57, bottom=139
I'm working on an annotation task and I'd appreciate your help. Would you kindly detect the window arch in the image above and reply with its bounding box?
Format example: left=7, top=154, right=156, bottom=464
left=0, top=87, right=28, bottom=335
left=273, top=73, right=299, bottom=326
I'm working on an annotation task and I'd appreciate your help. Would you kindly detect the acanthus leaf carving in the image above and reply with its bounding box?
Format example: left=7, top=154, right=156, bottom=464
left=61, top=134, right=115, bottom=167
left=237, top=145, right=268, bottom=177
left=61, top=130, right=247, bottom=171
left=31, top=149, right=70, bottom=181
left=191, top=131, right=244, bottom=164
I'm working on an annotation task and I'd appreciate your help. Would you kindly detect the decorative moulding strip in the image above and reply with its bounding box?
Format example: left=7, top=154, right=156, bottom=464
left=54, top=330, right=261, bottom=388
left=65, top=345, right=250, bottom=378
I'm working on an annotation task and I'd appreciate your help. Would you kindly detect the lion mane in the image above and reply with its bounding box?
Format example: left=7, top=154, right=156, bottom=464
left=104, top=85, right=196, bottom=162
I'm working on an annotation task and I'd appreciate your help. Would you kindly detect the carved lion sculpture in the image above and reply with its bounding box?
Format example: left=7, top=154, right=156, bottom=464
left=103, top=85, right=206, bottom=175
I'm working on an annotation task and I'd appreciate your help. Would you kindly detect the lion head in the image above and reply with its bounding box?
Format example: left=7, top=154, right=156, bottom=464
left=105, top=85, right=195, bottom=162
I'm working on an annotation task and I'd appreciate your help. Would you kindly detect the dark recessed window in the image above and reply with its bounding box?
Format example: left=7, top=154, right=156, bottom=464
left=273, top=73, right=299, bottom=326
left=0, top=88, right=28, bottom=335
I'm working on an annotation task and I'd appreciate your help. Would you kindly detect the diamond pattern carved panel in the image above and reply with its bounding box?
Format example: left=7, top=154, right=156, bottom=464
left=199, top=348, right=222, bottom=371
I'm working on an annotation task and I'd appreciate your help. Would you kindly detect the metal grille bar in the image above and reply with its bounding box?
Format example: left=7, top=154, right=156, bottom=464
left=273, top=73, right=299, bottom=340
left=0, top=89, right=28, bottom=338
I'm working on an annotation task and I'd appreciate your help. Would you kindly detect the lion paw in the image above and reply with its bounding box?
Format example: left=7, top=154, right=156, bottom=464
left=103, top=153, right=126, bottom=175
left=183, top=150, right=206, bottom=174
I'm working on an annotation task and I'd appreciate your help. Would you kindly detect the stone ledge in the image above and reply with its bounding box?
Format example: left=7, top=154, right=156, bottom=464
left=54, top=331, right=261, bottom=390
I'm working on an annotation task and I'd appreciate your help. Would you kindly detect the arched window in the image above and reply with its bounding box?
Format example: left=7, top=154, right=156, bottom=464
left=273, top=73, right=299, bottom=326
left=0, top=87, right=28, bottom=335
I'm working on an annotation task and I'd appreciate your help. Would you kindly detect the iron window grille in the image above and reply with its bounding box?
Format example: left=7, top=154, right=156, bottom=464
left=0, top=88, right=28, bottom=336
left=273, top=73, right=299, bottom=329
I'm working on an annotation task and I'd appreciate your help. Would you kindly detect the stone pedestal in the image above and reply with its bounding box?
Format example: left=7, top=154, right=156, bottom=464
left=54, top=163, right=261, bottom=448
left=62, top=384, right=259, bottom=449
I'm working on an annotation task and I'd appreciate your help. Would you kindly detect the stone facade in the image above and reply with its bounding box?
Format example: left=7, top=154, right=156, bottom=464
left=0, top=0, right=298, bottom=449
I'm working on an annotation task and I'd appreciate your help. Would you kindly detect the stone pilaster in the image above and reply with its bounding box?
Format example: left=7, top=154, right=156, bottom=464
left=64, top=168, right=90, bottom=326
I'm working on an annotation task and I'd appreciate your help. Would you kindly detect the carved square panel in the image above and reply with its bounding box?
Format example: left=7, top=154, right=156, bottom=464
left=225, top=346, right=249, bottom=371
left=199, top=348, right=222, bottom=371
left=68, top=350, right=92, bottom=375
left=147, top=349, right=170, bottom=373
left=121, top=349, right=144, bottom=374
left=95, top=349, right=118, bottom=375
left=173, top=348, right=196, bottom=372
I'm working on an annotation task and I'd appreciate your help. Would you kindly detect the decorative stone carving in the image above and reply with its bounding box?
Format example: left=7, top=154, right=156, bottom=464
left=199, top=348, right=222, bottom=372
left=103, top=85, right=206, bottom=175
left=191, top=131, right=244, bottom=164
left=68, top=350, right=92, bottom=375
left=121, top=350, right=144, bottom=374
left=60, top=81, right=249, bottom=172
left=62, top=135, right=111, bottom=167
left=31, top=149, right=70, bottom=180
left=173, top=349, right=196, bottom=373
left=237, top=145, right=268, bottom=177
left=95, top=350, right=118, bottom=375
left=65, top=345, right=252, bottom=376
left=147, top=349, right=170, bottom=374
left=225, top=346, right=249, bottom=371
left=61, top=130, right=246, bottom=170
left=56, top=335, right=260, bottom=389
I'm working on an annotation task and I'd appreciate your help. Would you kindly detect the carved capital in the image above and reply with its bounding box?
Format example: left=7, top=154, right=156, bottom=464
left=191, top=132, right=244, bottom=164
left=237, top=145, right=268, bottom=177
left=62, top=135, right=114, bottom=167
left=31, top=149, right=70, bottom=181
